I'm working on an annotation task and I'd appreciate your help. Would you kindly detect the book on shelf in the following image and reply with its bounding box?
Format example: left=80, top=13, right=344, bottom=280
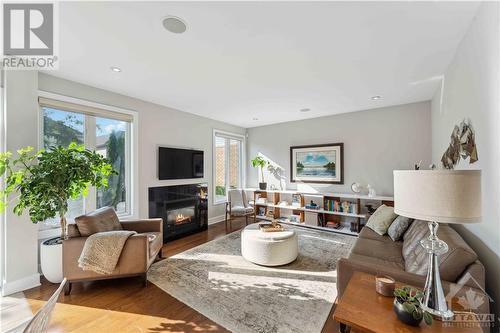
left=326, top=221, right=342, bottom=229
left=323, top=199, right=358, bottom=214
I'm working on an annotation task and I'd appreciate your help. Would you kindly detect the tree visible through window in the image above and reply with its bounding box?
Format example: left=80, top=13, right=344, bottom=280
left=96, top=117, right=127, bottom=213
left=42, top=108, right=85, bottom=224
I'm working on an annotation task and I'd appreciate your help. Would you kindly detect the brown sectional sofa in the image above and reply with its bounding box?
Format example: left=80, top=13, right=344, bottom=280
left=337, top=221, right=489, bottom=316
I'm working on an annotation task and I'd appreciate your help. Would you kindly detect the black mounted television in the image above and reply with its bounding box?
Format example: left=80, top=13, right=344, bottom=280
left=158, top=147, right=204, bottom=180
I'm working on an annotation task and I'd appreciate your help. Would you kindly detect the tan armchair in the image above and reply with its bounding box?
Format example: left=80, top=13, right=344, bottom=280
left=63, top=207, right=163, bottom=295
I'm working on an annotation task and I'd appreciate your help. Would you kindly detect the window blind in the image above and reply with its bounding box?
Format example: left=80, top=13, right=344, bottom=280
left=214, top=131, right=244, bottom=141
left=38, top=97, right=133, bottom=122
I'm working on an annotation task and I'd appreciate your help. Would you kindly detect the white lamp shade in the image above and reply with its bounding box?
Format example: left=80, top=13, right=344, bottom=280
left=393, top=170, right=481, bottom=224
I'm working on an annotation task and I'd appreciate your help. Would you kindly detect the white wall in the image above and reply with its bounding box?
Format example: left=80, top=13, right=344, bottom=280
left=38, top=73, right=246, bottom=221
left=431, top=1, right=499, bottom=317
left=1, top=71, right=40, bottom=295
left=247, top=102, right=432, bottom=196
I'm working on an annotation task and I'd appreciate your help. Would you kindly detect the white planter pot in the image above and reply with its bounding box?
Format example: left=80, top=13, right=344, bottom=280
left=40, top=238, right=63, bottom=283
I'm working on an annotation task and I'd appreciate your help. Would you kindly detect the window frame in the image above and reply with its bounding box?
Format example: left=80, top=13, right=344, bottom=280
left=37, top=91, right=139, bottom=222
left=212, top=129, right=246, bottom=205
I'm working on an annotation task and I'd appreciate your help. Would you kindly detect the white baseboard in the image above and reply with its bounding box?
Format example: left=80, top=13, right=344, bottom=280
left=208, top=215, right=225, bottom=225
left=2, top=273, right=40, bottom=296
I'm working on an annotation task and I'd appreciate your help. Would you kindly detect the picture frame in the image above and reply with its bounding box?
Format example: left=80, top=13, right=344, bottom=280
left=290, top=143, right=344, bottom=184
left=291, top=193, right=302, bottom=207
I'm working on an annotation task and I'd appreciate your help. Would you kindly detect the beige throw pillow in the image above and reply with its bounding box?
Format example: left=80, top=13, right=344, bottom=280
left=75, top=207, right=123, bottom=237
left=365, top=205, right=397, bottom=235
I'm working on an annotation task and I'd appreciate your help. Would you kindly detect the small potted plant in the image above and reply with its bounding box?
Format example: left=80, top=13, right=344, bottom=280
left=251, top=156, right=268, bottom=190
left=0, top=143, right=115, bottom=283
left=393, top=286, right=433, bottom=327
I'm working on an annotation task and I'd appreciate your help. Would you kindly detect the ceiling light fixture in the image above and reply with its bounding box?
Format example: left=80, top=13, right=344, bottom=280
left=300, top=108, right=311, bottom=113
left=371, top=95, right=382, bottom=100
left=162, top=16, right=187, bottom=34
left=110, top=66, right=122, bottom=73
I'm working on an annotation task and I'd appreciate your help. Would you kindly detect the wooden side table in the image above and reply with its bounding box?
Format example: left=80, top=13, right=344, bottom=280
left=333, top=271, right=482, bottom=333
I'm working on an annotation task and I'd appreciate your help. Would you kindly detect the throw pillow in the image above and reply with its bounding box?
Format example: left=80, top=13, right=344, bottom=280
left=365, top=204, right=397, bottom=235
left=76, top=207, right=123, bottom=237
left=387, top=216, right=413, bottom=241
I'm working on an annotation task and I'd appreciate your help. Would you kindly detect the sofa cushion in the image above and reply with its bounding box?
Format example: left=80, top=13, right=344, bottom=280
left=75, top=207, right=123, bottom=237
left=347, top=253, right=405, bottom=271
left=403, top=221, right=478, bottom=282
left=402, top=219, right=429, bottom=258
left=358, top=227, right=394, bottom=243
left=388, top=216, right=413, bottom=241
left=365, top=205, right=397, bottom=235
left=351, top=238, right=404, bottom=264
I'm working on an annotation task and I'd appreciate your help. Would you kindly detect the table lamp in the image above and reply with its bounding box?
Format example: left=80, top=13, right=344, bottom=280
left=393, top=170, right=481, bottom=319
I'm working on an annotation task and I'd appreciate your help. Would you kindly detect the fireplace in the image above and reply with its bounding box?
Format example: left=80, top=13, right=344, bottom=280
left=148, top=184, right=208, bottom=242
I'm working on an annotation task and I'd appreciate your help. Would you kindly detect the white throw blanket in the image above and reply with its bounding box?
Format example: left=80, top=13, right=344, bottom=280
left=78, top=230, right=136, bottom=275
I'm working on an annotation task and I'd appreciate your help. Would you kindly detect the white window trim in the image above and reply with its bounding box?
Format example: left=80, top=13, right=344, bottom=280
left=37, top=91, right=139, bottom=223
left=212, top=129, right=246, bottom=205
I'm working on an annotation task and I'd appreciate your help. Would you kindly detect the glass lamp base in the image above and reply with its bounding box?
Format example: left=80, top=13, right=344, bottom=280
left=420, top=221, right=455, bottom=320
left=421, top=304, right=454, bottom=320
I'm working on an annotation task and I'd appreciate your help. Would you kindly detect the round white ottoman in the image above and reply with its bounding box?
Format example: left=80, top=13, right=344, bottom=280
left=241, top=223, right=298, bottom=266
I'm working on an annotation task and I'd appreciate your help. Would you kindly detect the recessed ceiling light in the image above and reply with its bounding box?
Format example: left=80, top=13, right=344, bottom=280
left=300, top=108, right=311, bottom=113
left=252, top=117, right=258, bottom=121
left=371, top=95, right=382, bottom=100
left=110, top=66, right=121, bottom=72
left=162, top=16, right=187, bottom=34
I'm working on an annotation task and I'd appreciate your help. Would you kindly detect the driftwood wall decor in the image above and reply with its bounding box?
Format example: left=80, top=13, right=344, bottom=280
left=441, top=119, right=478, bottom=169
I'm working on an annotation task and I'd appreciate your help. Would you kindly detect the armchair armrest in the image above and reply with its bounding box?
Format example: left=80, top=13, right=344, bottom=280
left=120, top=218, right=163, bottom=233
left=63, top=233, right=151, bottom=280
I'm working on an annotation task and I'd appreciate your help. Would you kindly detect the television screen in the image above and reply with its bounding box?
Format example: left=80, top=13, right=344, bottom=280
left=158, top=147, right=204, bottom=180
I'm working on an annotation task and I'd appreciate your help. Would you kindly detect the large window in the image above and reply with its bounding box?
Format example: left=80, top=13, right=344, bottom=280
left=213, top=130, right=245, bottom=204
left=40, top=96, right=134, bottom=227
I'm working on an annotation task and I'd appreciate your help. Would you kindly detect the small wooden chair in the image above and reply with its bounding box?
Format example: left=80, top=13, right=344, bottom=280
left=225, top=189, right=254, bottom=232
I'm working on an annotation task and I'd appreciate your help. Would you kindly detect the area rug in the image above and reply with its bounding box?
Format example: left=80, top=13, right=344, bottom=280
left=148, top=226, right=356, bottom=333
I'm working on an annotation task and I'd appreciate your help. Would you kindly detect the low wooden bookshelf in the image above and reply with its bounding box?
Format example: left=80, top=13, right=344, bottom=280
left=249, top=188, right=394, bottom=236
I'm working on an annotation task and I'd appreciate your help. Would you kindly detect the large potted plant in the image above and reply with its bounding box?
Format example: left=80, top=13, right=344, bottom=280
left=0, top=143, right=115, bottom=283
left=251, top=156, right=268, bottom=190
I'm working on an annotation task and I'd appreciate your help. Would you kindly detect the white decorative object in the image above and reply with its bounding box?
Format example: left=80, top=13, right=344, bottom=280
left=367, top=184, right=376, bottom=197
left=241, top=224, right=298, bottom=266
left=393, top=170, right=481, bottom=319
left=40, top=239, right=63, bottom=283
left=351, top=182, right=362, bottom=193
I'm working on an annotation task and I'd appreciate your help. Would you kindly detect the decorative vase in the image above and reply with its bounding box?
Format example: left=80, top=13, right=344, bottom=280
left=259, top=182, right=267, bottom=190
left=393, top=299, right=422, bottom=327
left=40, top=237, right=63, bottom=283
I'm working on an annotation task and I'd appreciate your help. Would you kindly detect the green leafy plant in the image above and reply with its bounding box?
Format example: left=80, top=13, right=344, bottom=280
left=394, top=286, right=433, bottom=325
left=0, top=143, right=116, bottom=240
left=251, top=156, right=267, bottom=183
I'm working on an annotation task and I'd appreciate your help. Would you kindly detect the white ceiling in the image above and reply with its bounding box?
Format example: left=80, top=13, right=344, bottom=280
left=49, top=1, right=480, bottom=128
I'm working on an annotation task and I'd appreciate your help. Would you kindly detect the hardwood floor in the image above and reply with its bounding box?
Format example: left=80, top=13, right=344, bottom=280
left=24, top=218, right=339, bottom=333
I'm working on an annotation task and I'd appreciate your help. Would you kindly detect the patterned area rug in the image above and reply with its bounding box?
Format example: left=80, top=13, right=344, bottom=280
left=148, top=226, right=356, bottom=333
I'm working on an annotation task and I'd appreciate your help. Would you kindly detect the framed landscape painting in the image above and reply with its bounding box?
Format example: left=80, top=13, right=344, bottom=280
left=290, top=143, right=344, bottom=184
